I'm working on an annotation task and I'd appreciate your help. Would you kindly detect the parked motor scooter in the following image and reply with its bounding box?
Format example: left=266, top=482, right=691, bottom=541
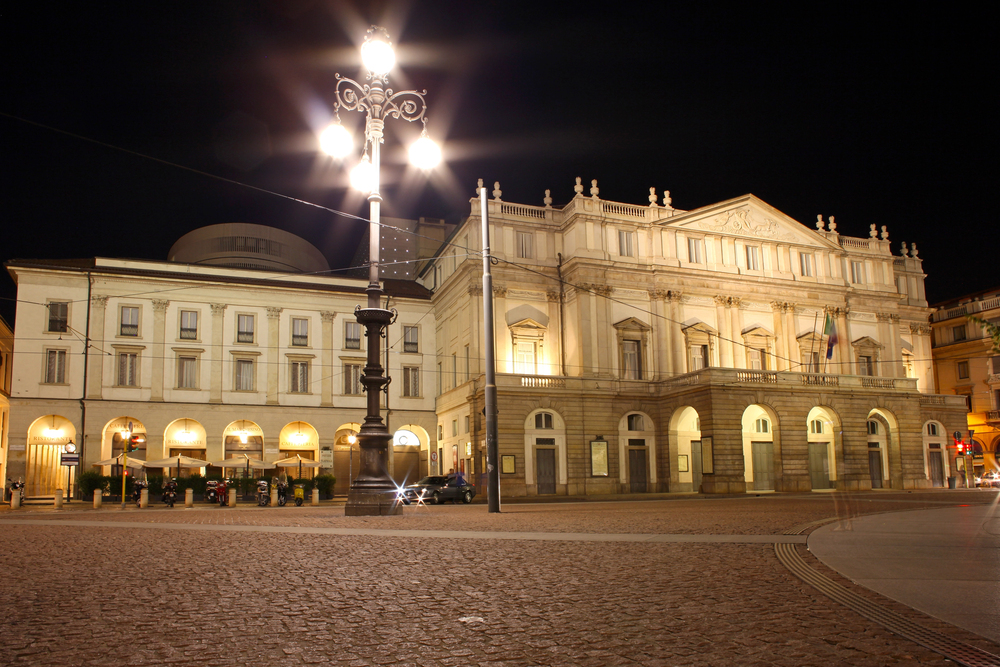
left=6, top=478, right=25, bottom=505
left=293, top=483, right=305, bottom=507
left=217, top=479, right=229, bottom=507
left=275, top=478, right=288, bottom=506
left=205, top=480, right=218, bottom=504
left=162, top=478, right=178, bottom=508
left=132, top=479, right=147, bottom=507
left=256, top=479, right=270, bottom=506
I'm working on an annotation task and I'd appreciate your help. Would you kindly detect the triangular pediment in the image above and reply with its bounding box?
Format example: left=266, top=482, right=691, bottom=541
left=613, top=316, right=651, bottom=331
left=660, top=194, right=841, bottom=250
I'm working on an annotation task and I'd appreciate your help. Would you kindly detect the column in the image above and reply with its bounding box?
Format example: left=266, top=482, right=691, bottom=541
left=714, top=296, right=733, bottom=368
left=150, top=299, right=169, bottom=401
left=321, top=311, right=336, bottom=406
left=575, top=285, right=595, bottom=376
left=730, top=298, right=745, bottom=369
left=266, top=307, right=282, bottom=405
left=87, top=295, right=108, bottom=399
left=888, top=315, right=902, bottom=378
left=468, top=286, right=483, bottom=377
left=836, top=308, right=851, bottom=375
left=649, top=290, right=670, bottom=378
left=492, top=285, right=508, bottom=374
left=209, top=303, right=227, bottom=403
left=595, top=285, right=614, bottom=378
left=770, top=302, right=787, bottom=371
left=546, top=290, right=562, bottom=377
left=668, top=292, right=685, bottom=373
left=784, top=306, right=800, bottom=369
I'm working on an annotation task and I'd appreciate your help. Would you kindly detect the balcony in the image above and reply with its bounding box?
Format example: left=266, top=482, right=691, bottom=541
left=120, top=324, right=138, bottom=336
left=987, top=410, right=1000, bottom=425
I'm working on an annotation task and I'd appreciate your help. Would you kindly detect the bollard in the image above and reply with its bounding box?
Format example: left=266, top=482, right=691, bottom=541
left=228, top=487, right=237, bottom=506
left=93, top=491, right=102, bottom=509
left=185, top=488, right=194, bottom=508
left=271, top=488, right=278, bottom=507
left=311, top=488, right=319, bottom=506
left=11, top=491, right=21, bottom=510
left=140, top=488, right=148, bottom=509
left=55, top=489, right=63, bottom=509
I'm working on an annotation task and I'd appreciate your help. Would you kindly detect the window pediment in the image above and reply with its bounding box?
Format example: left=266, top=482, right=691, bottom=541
left=613, top=317, right=651, bottom=333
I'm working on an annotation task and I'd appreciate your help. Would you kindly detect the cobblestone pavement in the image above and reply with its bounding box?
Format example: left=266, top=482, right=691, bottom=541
left=1, top=490, right=998, bottom=666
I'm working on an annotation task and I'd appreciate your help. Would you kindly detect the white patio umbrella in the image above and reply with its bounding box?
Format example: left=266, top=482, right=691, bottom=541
left=273, top=454, right=321, bottom=481
left=144, top=455, right=208, bottom=479
left=212, top=455, right=275, bottom=481
left=93, top=453, right=146, bottom=469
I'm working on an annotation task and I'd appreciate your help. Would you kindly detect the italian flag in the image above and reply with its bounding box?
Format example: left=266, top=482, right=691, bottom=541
left=824, top=312, right=838, bottom=359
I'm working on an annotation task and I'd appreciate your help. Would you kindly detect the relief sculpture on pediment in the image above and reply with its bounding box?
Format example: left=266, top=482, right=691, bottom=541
left=698, top=208, right=796, bottom=241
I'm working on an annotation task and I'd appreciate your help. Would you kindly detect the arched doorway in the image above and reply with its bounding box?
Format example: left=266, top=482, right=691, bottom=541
left=333, top=423, right=361, bottom=496
left=922, top=421, right=947, bottom=487
left=806, top=407, right=840, bottom=490
left=524, top=409, right=567, bottom=495
left=618, top=411, right=656, bottom=493
left=669, top=406, right=701, bottom=492
left=866, top=411, right=893, bottom=489
left=278, top=421, right=319, bottom=479
left=26, top=415, right=77, bottom=497
left=392, top=424, right=428, bottom=486
left=742, top=405, right=777, bottom=491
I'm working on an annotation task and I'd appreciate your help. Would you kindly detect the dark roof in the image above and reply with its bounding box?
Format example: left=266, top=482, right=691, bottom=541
left=5, top=258, right=432, bottom=300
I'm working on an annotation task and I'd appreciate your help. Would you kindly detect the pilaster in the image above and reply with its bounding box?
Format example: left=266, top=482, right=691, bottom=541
left=266, top=307, right=282, bottom=405
left=150, top=299, right=169, bottom=401
left=209, top=303, right=226, bottom=403
left=87, top=295, right=108, bottom=399
left=321, top=311, right=336, bottom=406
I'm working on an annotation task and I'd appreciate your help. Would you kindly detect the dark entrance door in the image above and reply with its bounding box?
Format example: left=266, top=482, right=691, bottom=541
left=868, top=448, right=883, bottom=489
left=628, top=443, right=647, bottom=493
left=751, top=442, right=775, bottom=490
left=691, top=440, right=703, bottom=492
left=536, top=448, right=556, bottom=494
left=808, top=443, right=831, bottom=490
left=929, top=450, right=944, bottom=488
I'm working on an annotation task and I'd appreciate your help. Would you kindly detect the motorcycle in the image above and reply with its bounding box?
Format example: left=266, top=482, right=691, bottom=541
left=205, top=480, right=218, bottom=504
left=217, top=479, right=229, bottom=507
left=256, top=479, right=270, bottom=506
left=132, top=479, right=147, bottom=507
left=275, top=478, right=288, bottom=507
left=293, top=483, right=305, bottom=507
left=7, top=478, right=25, bottom=505
left=162, top=479, right=178, bottom=508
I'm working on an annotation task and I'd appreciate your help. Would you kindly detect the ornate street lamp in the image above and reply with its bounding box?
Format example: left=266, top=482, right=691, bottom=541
left=323, top=26, right=441, bottom=515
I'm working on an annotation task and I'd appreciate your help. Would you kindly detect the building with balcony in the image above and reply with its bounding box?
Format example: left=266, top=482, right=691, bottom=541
left=930, top=287, right=1000, bottom=478
left=4, top=241, right=437, bottom=498
left=421, top=179, right=968, bottom=495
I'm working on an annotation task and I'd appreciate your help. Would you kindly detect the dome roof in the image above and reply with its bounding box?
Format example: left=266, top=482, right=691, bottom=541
left=168, top=223, right=330, bottom=274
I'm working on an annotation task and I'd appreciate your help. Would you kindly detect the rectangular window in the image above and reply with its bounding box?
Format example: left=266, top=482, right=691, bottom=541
left=120, top=307, right=139, bottom=336
left=235, top=359, right=255, bottom=391
left=622, top=340, right=641, bottom=380
left=237, top=314, right=255, bottom=343
left=452, top=419, right=458, bottom=437
left=952, top=325, right=967, bottom=342
left=799, top=252, right=814, bottom=277
left=514, top=341, right=536, bottom=375
left=745, top=246, right=760, bottom=271
left=45, top=350, right=66, bottom=383
left=402, top=366, right=420, bottom=397
left=687, top=237, right=703, bottom=264
left=290, top=360, right=310, bottom=393
left=403, top=325, right=419, bottom=353
left=177, top=356, right=197, bottom=389
left=345, top=322, right=361, bottom=349
left=810, top=419, right=824, bottom=434
left=291, top=318, right=308, bottom=347
left=452, top=353, right=458, bottom=387
left=850, top=260, right=865, bottom=284
left=117, top=352, right=138, bottom=386
left=535, top=412, right=553, bottom=429
left=180, top=310, right=198, bottom=339
left=344, top=363, right=362, bottom=394
left=805, top=351, right=820, bottom=373
left=957, top=360, right=970, bottom=380
left=516, top=231, right=534, bottom=259
left=991, top=356, right=1000, bottom=375
left=858, top=355, right=874, bottom=376
left=691, top=344, right=709, bottom=370
left=749, top=348, right=766, bottom=370
left=618, top=230, right=635, bottom=257
left=47, top=302, right=68, bottom=333
left=464, top=415, right=470, bottom=433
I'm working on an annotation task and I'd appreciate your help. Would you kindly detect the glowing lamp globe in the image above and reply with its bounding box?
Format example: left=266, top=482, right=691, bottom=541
left=409, top=135, right=442, bottom=170
left=350, top=156, right=376, bottom=193
left=361, top=35, right=395, bottom=77
left=320, top=123, right=353, bottom=158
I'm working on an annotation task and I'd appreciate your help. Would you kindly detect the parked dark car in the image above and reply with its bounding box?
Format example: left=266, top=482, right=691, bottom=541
left=399, top=476, right=475, bottom=505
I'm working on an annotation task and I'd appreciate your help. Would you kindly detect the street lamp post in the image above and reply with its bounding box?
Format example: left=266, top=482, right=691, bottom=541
left=323, top=26, right=440, bottom=516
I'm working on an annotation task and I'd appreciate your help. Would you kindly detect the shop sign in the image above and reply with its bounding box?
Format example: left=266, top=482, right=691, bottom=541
left=319, top=450, right=333, bottom=466
left=265, top=448, right=279, bottom=454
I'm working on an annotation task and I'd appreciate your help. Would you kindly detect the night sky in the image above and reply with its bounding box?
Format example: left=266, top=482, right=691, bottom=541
left=3, top=2, right=997, bottom=325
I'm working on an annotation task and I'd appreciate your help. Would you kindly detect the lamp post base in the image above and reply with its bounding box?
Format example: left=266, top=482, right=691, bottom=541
left=345, top=487, right=403, bottom=516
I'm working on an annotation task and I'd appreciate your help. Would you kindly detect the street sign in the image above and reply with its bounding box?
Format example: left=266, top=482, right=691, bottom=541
left=953, top=431, right=962, bottom=441
left=430, top=452, right=438, bottom=462
left=61, top=453, right=80, bottom=466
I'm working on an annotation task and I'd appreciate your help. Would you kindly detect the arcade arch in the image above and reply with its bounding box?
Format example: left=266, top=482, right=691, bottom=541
left=922, top=420, right=948, bottom=487
left=866, top=408, right=898, bottom=489
left=806, top=406, right=840, bottom=490
left=25, top=414, right=77, bottom=497
left=669, top=406, right=702, bottom=492
left=393, top=424, right=429, bottom=486
left=333, top=422, right=362, bottom=496
left=741, top=404, right=778, bottom=491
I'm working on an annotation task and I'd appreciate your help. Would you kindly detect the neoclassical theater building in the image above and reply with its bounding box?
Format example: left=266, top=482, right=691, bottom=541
left=4, top=184, right=970, bottom=498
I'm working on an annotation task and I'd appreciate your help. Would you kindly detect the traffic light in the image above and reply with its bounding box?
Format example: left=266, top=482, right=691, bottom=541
left=128, top=434, right=144, bottom=452
left=956, top=441, right=965, bottom=455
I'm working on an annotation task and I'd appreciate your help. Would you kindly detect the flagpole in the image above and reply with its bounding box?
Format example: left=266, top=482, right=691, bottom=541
left=809, top=312, right=819, bottom=372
